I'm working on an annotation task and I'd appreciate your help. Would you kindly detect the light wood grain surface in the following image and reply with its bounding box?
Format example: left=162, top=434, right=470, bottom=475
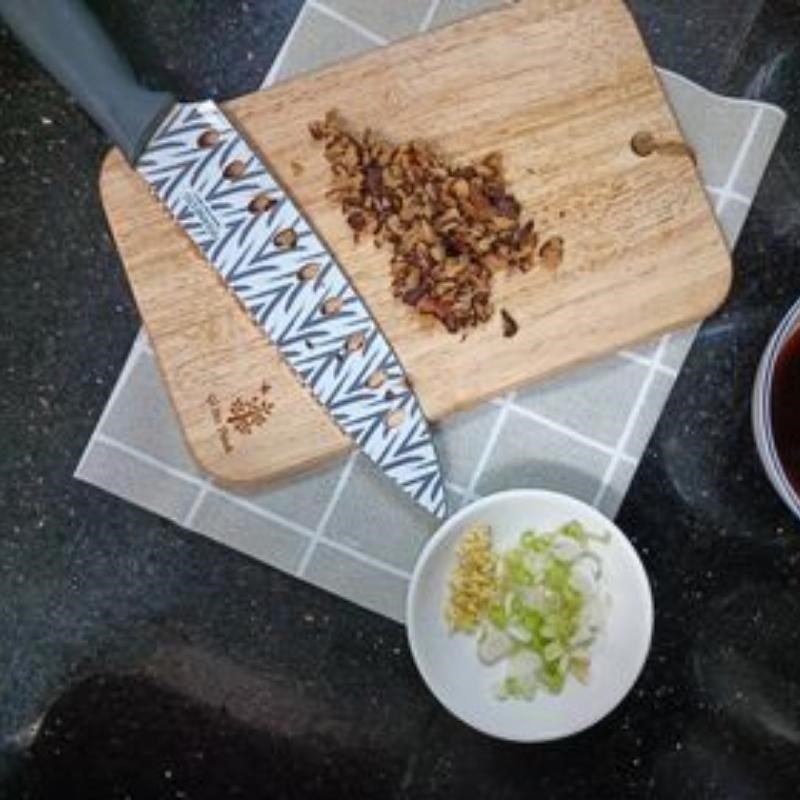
left=99, top=0, right=730, bottom=485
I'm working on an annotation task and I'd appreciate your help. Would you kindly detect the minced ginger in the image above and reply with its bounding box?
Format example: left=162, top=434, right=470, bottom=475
left=446, top=524, right=498, bottom=632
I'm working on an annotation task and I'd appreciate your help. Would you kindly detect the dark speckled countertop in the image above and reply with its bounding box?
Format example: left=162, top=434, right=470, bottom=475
left=2, top=1, right=800, bottom=798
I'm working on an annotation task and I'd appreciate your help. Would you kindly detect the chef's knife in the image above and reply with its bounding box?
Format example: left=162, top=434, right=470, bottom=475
left=2, top=0, right=447, bottom=518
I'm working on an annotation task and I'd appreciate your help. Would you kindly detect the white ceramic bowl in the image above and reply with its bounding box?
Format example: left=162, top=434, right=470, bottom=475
left=406, top=489, right=653, bottom=742
left=752, top=297, right=800, bottom=521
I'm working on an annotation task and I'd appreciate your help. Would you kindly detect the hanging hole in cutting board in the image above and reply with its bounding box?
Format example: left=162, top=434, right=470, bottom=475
left=630, top=131, right=696, bottom=164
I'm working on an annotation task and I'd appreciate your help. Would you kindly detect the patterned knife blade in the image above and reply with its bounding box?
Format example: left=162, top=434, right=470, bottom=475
left=137, top=101, right=447, bottom=518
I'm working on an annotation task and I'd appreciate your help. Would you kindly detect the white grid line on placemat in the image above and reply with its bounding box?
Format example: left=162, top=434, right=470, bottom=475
left=87, top=390, right=439, bottom=587
left=716, top=106, right=764, bottom=216
left=446, top=480, right=467, bottom=497
left=419, top=0, right=443, bottom=31
left=617, top=347, right=678, bottom=377
left=75, top=339, right=147, bottom=477
left=136, top=329, right=153, bottom=355
left=323, top=537, right=412, bottom=579
left=592, top=333, right=670, bottom=508
left=656, top=67, right=785, bottom=123
left=508, top=403, right=639, bottom=465
left=204, top=485, right=314, bottom=538
left=705, top=185, right=751, bottom=206
left=297, top=450, right=358, bottom=575
left=489, top=396, right=638, bottom=464
left=260, top=1, right=313, bottom=88
left=308, top=0, right=389, bottom=45
left=184, top=479, right=212, bottom=528
left=460, top=391, right=515, bottom=506
left=93, top=432, right=414, bottom=581
left=203, top=479, right=412, bottom=579
left=95, top=432, right=205, bottom=488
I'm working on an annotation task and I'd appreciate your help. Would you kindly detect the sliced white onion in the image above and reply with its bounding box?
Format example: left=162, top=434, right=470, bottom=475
left=551, top=535, right=582, bottom=562
left=477, top=623, right=514, bottom=664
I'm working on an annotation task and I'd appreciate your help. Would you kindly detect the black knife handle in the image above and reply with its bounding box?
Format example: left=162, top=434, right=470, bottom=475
left=0, top=0, right=174, bottom=163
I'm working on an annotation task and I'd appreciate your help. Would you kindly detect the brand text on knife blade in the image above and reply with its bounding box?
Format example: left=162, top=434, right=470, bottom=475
left=182, top=189, right=222, bottom=240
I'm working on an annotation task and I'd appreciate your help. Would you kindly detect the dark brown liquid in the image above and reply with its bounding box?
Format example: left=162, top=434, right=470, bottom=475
left=772, top=326, right=800, bottom=493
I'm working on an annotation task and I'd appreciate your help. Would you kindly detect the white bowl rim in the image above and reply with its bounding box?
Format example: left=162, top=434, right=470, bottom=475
left=752, top=296, right=800, bottom=518
left=406, top=488, right=654, bottom=742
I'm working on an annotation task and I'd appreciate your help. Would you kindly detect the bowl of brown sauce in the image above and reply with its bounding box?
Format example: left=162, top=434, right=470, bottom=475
left=753, top=298, right=800, bottom=519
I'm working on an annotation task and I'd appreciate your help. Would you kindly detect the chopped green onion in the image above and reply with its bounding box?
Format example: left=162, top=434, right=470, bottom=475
left=454, top=519, right=610, bottom=702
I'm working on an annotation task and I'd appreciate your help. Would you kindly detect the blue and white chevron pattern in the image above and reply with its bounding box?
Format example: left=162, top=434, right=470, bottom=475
left=137, top=101, right=446, bottom=518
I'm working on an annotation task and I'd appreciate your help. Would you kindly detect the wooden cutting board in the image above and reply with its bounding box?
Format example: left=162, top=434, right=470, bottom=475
left=99, top=0, right=730, bottom=485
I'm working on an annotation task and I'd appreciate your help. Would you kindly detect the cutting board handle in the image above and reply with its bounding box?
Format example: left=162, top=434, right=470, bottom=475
left=0, top=0, right=174, bottom=163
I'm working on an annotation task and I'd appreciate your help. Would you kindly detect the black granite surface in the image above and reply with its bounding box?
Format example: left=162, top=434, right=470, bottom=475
left=1, top=1, right=800, bottom=798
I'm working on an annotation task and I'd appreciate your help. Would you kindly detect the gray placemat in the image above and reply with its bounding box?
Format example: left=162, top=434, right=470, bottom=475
left=76, top=0, right=785, bottom=623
